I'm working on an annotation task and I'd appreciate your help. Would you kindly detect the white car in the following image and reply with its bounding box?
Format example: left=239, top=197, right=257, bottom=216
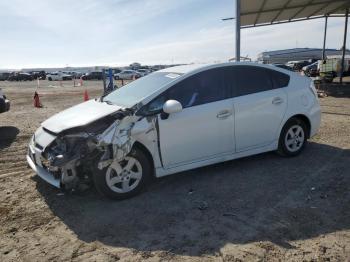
left=114, top=70, right=141, bottom=80
left=47, top=72, right=73, bottom=81
left=27, top=63, right=321, bottom=199
left=137, top=69, right=150, bottom=76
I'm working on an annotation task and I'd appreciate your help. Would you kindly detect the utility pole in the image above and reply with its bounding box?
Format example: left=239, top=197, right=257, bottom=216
left=340, top=9, right=349, bottom=84
left=235, top=0, right=241, bottom=62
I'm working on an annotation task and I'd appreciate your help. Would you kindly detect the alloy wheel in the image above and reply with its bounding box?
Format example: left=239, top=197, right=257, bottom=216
left=105, top=157, right=143, bottom=193
left=284, top=125, right=305, bottom=153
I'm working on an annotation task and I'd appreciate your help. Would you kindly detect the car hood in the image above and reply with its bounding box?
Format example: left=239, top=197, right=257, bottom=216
left=41, top=99, right=123, bottom=134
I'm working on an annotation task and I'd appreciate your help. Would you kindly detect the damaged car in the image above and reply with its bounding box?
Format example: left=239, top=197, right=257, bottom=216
left=27, top=63, right=321, bottom=199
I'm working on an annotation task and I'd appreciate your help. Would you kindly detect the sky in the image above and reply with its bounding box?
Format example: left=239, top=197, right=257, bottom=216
left=0, top=0, right=348, bottom=69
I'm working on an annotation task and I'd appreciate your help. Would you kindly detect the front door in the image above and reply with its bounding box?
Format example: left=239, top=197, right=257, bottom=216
left=158, top=99, right=234, bottom=167
left=154, top=67, right=235, bottom=168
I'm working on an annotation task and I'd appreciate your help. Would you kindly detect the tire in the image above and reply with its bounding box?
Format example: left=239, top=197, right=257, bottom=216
left=0, top=98, right=6, bottom=113
left=48, top=77, right=52, bottom=81
left=277, top=117, right=308, bottom=157
left=92, top=148, right=152, bottom=200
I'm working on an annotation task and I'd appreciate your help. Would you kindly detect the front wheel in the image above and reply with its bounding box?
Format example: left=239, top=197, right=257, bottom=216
left=92, top=149, right=151, bottom=200
left=277, top=118, right=308, bottom=157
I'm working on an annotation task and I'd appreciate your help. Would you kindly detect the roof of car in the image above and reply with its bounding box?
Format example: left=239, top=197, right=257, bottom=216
left=159, top=64, right=211, bottom=74
left=159, top=62, right=274, bottom=74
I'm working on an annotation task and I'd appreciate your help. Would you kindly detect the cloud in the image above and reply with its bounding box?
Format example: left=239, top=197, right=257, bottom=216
left=0, top=1, right=347, bottom=69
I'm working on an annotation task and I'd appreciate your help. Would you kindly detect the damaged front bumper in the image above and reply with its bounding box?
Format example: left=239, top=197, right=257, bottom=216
left=27, top=143, right=61, bottom=188
left=26, top=108, right=144, bottom=190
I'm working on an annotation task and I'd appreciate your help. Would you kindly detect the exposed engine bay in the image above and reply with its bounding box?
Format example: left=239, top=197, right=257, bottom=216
left=28, top=106, right=159, bottom=190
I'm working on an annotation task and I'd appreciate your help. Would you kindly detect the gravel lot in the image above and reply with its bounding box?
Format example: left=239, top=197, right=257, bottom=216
left=0, top=80, right=349, bottom=261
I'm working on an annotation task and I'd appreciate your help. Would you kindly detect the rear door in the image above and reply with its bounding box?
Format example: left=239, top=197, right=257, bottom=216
left=231, top=66, right=289, bottom=152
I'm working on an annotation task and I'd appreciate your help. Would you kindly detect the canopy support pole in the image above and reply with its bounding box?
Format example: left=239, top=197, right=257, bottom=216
left=235, top=0, right=241, bottom=62
left=322, top=16, right=328, bottom=60
left=340, top=9, right=348, bottom=84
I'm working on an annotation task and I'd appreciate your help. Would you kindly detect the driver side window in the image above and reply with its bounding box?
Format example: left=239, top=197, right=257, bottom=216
left=147, top=95, right=167, bottom=113
left=168, top=68, right=227, bottom=108
left=138, top=67, right=228, bottom=115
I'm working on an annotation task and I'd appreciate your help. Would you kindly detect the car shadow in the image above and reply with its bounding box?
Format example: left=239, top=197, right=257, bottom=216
left=0, top=126, right=19, bottom=150
left=35, top=142, right=350, bottom=256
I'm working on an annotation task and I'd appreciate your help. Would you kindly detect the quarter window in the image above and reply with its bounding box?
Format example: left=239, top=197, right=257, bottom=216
left=270, top=70, right=290, bottom=89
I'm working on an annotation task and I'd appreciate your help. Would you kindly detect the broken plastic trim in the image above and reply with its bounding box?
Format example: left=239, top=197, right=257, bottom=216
left=96, top=114, right=140, bottom=170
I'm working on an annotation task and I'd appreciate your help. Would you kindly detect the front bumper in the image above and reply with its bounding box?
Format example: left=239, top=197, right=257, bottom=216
left=27, top=144, right=61, bottom=188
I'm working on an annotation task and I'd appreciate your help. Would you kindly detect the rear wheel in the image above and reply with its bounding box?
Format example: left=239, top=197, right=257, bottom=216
left=48, top=77, right=52, bottom=81
left=277, top=118, right=308, bottom=157
left=93, top=149, right=151, bottom=200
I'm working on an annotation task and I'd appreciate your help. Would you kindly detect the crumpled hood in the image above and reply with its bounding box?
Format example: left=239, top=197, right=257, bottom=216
left=41, top=99, right=122, bottom=134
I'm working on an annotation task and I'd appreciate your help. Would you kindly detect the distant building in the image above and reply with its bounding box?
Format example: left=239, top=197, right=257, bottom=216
left=258, top=48, right=350, bottom=64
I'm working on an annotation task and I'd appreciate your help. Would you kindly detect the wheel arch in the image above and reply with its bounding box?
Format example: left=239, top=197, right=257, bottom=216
left=132, top=141, right=155, bottom=177
left=284, top=114, right=311, bottom=138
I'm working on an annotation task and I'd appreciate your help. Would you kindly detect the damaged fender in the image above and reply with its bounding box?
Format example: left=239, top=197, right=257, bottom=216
left=96, top=115, right=140, bottom=169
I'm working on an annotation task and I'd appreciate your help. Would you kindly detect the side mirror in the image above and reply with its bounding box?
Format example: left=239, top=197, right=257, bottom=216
left=162, top=100, right=183, bottom=114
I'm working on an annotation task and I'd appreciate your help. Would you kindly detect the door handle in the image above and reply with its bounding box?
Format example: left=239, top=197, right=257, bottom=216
left=217, top=110, right=232, bottom=119
left=272, top=97, right=283, bottom=105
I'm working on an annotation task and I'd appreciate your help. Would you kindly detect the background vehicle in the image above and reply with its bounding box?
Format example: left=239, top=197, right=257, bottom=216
left=302, top=62, right=319, bottom=77
left=137, top=69, right=150, bottom=76
left=63, top=71, right=83, bottom=79
left=286, top=60, right=314, bottom=71
left=82, top=71, right=103, bottom=80
left=27, top=63, right=321, bottom=200
left=0, top=72, right=10, bottom=81
left=47, top=72, right=73, bottom=81
left=114, top=70, right=141, bottom=80
left=272, top=64, right=294, bottom=71
left=0, top=89, right=10, bottom=113
left=29, top=71, right=46, bottom=80
left=8, top=72, right=33, bottom=81
left=319, top=56, right=350, bottom=82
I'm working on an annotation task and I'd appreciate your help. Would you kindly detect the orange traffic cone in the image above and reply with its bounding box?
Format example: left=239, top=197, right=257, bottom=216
left=34, top=91, right=42, bottom=108
left=84, top=89, right=89, bottom=101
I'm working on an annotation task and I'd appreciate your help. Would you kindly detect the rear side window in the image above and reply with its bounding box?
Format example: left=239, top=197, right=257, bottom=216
left=235, top=66, right=274, bottom=96
left=227, top=66, right=290, bottom=97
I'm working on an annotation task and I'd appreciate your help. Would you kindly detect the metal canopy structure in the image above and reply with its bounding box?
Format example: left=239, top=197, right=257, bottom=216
left=231, top=0, right=350, bottom=83
left=240, top=0, right=350, bottom=28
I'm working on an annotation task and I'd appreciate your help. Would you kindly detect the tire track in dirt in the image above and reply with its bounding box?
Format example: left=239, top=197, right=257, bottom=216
left=0, top=135, right=30, bottom=180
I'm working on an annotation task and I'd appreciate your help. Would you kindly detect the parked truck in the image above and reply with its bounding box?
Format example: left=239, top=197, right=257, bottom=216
left=319, top=55, right=350, bottom=82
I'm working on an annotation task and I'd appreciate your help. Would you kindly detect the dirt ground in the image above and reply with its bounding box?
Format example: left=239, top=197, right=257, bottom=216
left=0, top=80, right=349, bottom=262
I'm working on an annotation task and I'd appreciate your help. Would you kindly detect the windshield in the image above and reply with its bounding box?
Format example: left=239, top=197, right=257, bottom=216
left=102, top=72, right=181, bottom=107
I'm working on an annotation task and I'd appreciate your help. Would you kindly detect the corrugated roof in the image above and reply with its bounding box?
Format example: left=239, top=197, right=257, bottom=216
left=260, top=48, right=339, bottom=56
left=241, top=0, right=350, bottom=28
